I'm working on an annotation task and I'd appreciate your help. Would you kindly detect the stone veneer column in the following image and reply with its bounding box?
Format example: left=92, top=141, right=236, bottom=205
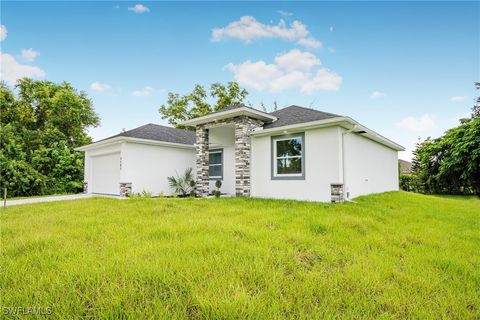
left=119, top=182, right=132, bottom=197
left=234, top=117, right=263, bottom=197
left=195, top=125, right=210, bottom=197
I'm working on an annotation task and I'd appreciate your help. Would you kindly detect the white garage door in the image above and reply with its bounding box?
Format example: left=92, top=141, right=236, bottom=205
left=91, top=153, right=120, bottom=195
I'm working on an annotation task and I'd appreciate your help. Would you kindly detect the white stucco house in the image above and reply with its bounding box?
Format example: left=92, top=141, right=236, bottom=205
left=76, top=105, right=404, bottom=202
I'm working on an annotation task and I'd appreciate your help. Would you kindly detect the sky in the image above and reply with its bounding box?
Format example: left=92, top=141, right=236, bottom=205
left=1, top=1, right=479, bottom=160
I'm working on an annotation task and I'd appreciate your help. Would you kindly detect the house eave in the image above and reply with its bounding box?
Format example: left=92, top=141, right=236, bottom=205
left=179, top=107, right=277, bottom=126
left=75, top=136, right=195, bottom=152
left=251, top=117, right=405, bottom=151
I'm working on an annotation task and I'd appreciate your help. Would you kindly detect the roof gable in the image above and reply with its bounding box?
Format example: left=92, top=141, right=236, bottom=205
left=179, top=104, right=277, bottom=126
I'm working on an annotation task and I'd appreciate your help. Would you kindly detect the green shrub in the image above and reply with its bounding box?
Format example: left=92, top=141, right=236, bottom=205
left=399, top=174, right=423, bottom=193
left=214, top=180, right=222, bottom=198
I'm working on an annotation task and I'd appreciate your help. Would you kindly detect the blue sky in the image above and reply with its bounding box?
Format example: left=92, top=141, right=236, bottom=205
left=1, top=1, right=479, bottom=160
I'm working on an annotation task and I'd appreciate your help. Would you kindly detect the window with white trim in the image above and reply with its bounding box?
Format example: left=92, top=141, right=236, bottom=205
left=209, top=149, right=223, bottom=179
left=272, top=134, right=304, bottom=179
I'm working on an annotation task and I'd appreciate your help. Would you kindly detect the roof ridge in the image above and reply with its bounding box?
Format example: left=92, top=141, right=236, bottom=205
left=263, top=105, right=342, bottom=130
left=271, top=105, right=341, bottom=117
left=94, top=123, right=195, bottom=145
left=128, top=123, right=187, bottom=131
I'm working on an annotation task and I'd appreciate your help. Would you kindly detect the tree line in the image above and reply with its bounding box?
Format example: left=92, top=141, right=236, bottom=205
left=401, top=82, right=480, bottom=195
left=0, top=79, right=99, bottom=197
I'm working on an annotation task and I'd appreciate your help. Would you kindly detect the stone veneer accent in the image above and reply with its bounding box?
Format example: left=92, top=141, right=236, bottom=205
left=120, top=182, right=132, bottom=197
left=330, top=183, right=344, bottom=203
left=194, top=116, right=263, bottom=197
left=234, top=116, right=263, bottom=196
left=195, top=126, right=210, bottom=197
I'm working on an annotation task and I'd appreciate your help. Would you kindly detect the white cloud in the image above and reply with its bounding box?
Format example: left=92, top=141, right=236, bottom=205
left=277, top=10, right=293, bottom=17
left=397, top=114, right=435, bottom=132
left=270, top=71, right=306, bottom=92
left=212, top=16, right=321, bottom=49
left=226, top=49, right=341, bottom=93
left=296, top=37, right=321, bottom=49
left=274, top=49, right=320, bottom=72
left=0, top=25, right=7, bottom=41
left=131, top=86, right=153, bottom=96
left=20, top=48, right=40, bottom=62
left=450, top=96, right=466, bottom=102
left=370, top=91, right=385, bottom=99
left=226, top=61, right=281, bottom=91
left=90, top=81, right=111, bottom=92
left=128, top=4, right=150, bottom=13
left=0, top=52, right=45, bottom=84
left=301, top=68, right=343, bottom=93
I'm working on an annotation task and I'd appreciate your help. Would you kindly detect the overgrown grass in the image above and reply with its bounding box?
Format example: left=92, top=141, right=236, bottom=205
left=1, top=192, right=479, bottom=319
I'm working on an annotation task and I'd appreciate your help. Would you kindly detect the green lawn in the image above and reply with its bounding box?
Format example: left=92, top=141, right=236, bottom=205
left=1, top=192, right=479, bottom=319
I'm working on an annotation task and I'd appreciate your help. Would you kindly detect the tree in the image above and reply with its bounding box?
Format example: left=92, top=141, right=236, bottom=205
left=0, top=78, right=100, bottom=197
left=473, top=81, right=480, bottom=118
left=12, top=78, right=100, bottom=147
left=412, top=118, right=480, bottom=195
left=410, top=82, right=480, bottom=195
left=159, top=82, right=248, bottom=128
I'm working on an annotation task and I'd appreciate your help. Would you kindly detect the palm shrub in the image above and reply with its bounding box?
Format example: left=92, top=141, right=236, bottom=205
left=167, top=168, right=195, bottom=197
left=189, top=180, right=196, bottom=197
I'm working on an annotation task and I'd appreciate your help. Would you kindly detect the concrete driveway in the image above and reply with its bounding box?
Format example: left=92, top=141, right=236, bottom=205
left=3, top=194, right=123, bottom=207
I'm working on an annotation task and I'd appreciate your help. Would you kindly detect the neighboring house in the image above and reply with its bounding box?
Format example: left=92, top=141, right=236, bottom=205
left=399, top=159, right=413, bottom=174
left=76, top=105, right=404, bottom=202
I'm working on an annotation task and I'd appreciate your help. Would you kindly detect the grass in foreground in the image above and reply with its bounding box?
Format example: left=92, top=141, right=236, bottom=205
left=1, top=192, right=479, bottom=319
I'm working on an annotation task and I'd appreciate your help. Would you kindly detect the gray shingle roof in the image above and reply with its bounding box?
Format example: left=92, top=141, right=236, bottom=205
left=264, top=105, right=341, bottom=129
left=212, top=104, right=245, bottom=113
left=98, top=123, right=195, bottom=145
left=97, top=106, right=340, bottom=146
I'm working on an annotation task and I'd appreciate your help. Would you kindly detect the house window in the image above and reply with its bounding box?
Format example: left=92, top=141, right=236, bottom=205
left=209, top=149, right=223, bottom=180
left=271, top=133, right=305, bottom=180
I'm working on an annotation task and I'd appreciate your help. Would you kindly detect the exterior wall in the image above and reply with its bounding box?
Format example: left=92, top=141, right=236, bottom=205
left=343, top=131, right=399, bottom=199
left=208, top=126, right=235, bottom=195
left=121, top=142, right=195, bottom=196
left=251, top=127, right=342, bottom=202
left=84, top=143, right=123, bottom=194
